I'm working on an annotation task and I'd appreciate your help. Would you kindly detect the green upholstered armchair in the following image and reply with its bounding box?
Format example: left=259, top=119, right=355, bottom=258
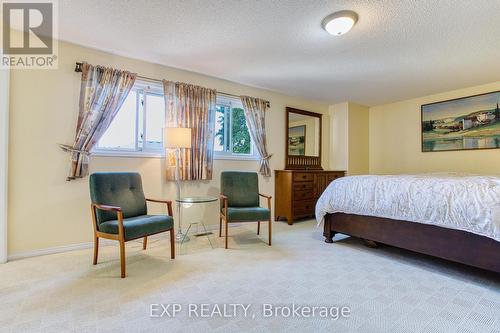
left=89, top=172, right=175, bottom=278
left=219, top=171, right=272, bottom=249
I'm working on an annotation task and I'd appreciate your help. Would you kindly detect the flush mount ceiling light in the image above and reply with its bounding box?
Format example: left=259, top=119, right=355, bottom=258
left=322, top=10, right=358, bottom=36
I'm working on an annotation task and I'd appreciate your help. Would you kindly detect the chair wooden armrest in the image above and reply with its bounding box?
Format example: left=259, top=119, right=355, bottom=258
left=91, top=203, right=125, bottom=237
left=146, top=198, right=173, bottom=216
left=220, top=193, right=228, bottom=205
left=259, top=193, right=272, bottom=208
left=220, top=194, right=228, bottom=216
left=92, top=203, right=122, bottom=212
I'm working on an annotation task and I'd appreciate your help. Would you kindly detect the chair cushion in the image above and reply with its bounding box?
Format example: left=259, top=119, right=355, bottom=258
left=98, top=215, right=173, bottom=241
left=221, top=171, right=259, bottom=207
left=89, top=172, right=147, bottom=224
left=226, top=207, right=270, bottom=222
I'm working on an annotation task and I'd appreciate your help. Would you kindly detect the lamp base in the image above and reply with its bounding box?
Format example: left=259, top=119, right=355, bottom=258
left=175, top=230, right=190, bottom=243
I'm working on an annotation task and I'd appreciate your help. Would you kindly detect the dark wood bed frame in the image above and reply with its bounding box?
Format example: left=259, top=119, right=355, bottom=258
left=323, top=213, right=500, bottom=273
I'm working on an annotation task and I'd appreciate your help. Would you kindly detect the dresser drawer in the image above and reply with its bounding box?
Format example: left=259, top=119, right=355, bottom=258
left=293, top=199, right=316, bottom=216
left=275, top=170, right=345, bottom=225
left=293, top=182, right=314, bottom=191
left=293, top=189, right=315, bottom=201
left=293, top=172, right=314, bottom=182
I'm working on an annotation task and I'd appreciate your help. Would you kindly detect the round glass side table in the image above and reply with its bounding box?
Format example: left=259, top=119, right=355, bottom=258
left=175, top=196, right=218, bottom=248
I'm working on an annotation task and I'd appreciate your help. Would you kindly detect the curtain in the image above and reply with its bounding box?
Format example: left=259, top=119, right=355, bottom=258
left=163, top=81, right=217, bottom=181
left=240, top=96, right=272, bottom=177
left=61, top=62, right=136, bottom=180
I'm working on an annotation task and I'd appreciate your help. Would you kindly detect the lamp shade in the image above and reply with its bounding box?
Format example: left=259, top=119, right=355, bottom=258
left=163, top=127, right=192, bottom=148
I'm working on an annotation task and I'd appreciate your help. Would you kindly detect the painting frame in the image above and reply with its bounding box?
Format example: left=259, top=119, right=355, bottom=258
left=421, top=90, right=500, bottom=153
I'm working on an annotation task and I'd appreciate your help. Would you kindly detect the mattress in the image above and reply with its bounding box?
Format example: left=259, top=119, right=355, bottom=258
left=315, top=173, right=500, bottom=242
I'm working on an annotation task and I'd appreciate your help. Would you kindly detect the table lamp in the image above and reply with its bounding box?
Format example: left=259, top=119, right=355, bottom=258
left=163, top=127, right=192, bottom=242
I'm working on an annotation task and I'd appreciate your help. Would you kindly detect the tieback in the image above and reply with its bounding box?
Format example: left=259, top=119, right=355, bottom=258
left=58, top=144, right=90, bottom=155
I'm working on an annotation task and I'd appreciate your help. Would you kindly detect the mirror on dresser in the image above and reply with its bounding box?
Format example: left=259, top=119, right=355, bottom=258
left=285, top=107, right=322, bottom=170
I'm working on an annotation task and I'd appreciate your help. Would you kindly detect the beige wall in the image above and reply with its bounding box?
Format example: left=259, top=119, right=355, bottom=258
left=328, top=103, right=348, bottom=171
left=347, top=102, right=369, bottom=175
left=328, top=102, right=369, bottom=175
left=8, top=41, right=330, bottom=255
left=369, top=81, right=500, bottom=175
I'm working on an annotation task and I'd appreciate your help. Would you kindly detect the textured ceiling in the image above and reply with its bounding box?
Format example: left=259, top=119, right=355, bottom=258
left=59, top=0, right=500, bottom=106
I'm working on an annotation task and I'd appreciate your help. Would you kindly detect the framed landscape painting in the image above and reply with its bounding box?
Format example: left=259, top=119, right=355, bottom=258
left=421, top=90, right=500, bottom=152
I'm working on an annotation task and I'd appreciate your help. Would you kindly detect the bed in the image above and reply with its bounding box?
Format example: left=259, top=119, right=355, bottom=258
left=316, top=174, right=500, bottom=273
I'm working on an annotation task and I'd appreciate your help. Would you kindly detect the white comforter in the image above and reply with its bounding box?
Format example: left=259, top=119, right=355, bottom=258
left=315, top=173, right=500, bottom=242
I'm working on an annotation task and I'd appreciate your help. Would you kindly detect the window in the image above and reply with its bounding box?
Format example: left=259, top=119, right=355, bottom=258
left=93, top=80, right=165, bottom=157
left=95, top=86, right=257, bottom=160
left=214, top=95, right=258, bottom=160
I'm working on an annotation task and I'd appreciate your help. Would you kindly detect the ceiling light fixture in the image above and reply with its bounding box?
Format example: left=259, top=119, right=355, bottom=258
left=322, top=10, right=358, bottom=36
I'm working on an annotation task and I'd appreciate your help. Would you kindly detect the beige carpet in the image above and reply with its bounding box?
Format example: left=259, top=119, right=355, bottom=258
left=0, top=220, right=499, bottom=333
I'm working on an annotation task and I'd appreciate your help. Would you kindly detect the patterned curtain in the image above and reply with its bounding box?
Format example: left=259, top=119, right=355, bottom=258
left=240, top=96, right=272, bottom=177
left=163, top=81, right=216, bottom=181
left=61, top=62, right=136, bottom=180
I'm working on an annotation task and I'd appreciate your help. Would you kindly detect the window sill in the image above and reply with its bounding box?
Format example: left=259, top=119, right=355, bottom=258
left=91, top=150, right=260, bottom=161
left=91, top=150, right=164, bottom=159
left=214, top=154, right=260, bottom=161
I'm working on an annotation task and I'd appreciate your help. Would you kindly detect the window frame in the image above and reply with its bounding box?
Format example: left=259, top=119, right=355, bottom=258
left=92, top=80, right=165, bottom=158
left=213, top=95, right=259, bottom=161
left=141, top=89, right=165, bottom=152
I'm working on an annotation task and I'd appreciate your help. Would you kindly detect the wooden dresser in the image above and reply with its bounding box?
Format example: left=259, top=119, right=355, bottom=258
left=275, top=170, right=345, bottom=225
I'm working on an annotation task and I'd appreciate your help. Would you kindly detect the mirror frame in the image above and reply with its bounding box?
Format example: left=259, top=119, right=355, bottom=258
left=285, top=107, right=323, bottom=170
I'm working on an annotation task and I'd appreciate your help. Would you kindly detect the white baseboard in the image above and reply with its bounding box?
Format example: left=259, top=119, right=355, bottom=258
left=7, top=239, right=116, bottom=261
left=7, top=224, right=223, bottom=261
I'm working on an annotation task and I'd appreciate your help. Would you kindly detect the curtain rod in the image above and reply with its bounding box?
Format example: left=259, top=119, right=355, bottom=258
left=74, top=62, right=270, bottom=107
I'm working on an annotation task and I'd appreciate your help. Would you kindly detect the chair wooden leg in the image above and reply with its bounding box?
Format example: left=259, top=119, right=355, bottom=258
left=219, top=216, right=222, bottom=237
left=225, top=218, right=229, bottom=249
left=143, top=237, right=147, bottom=250
left=119, top=240, right=126, bottom=278
left=170, top=228, right=175, bottom=259
left=93, top=235, right=99, bottom=265
left=257, top=221, right=260, bottom=235
left=268, top=218, right=272, bottom=246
